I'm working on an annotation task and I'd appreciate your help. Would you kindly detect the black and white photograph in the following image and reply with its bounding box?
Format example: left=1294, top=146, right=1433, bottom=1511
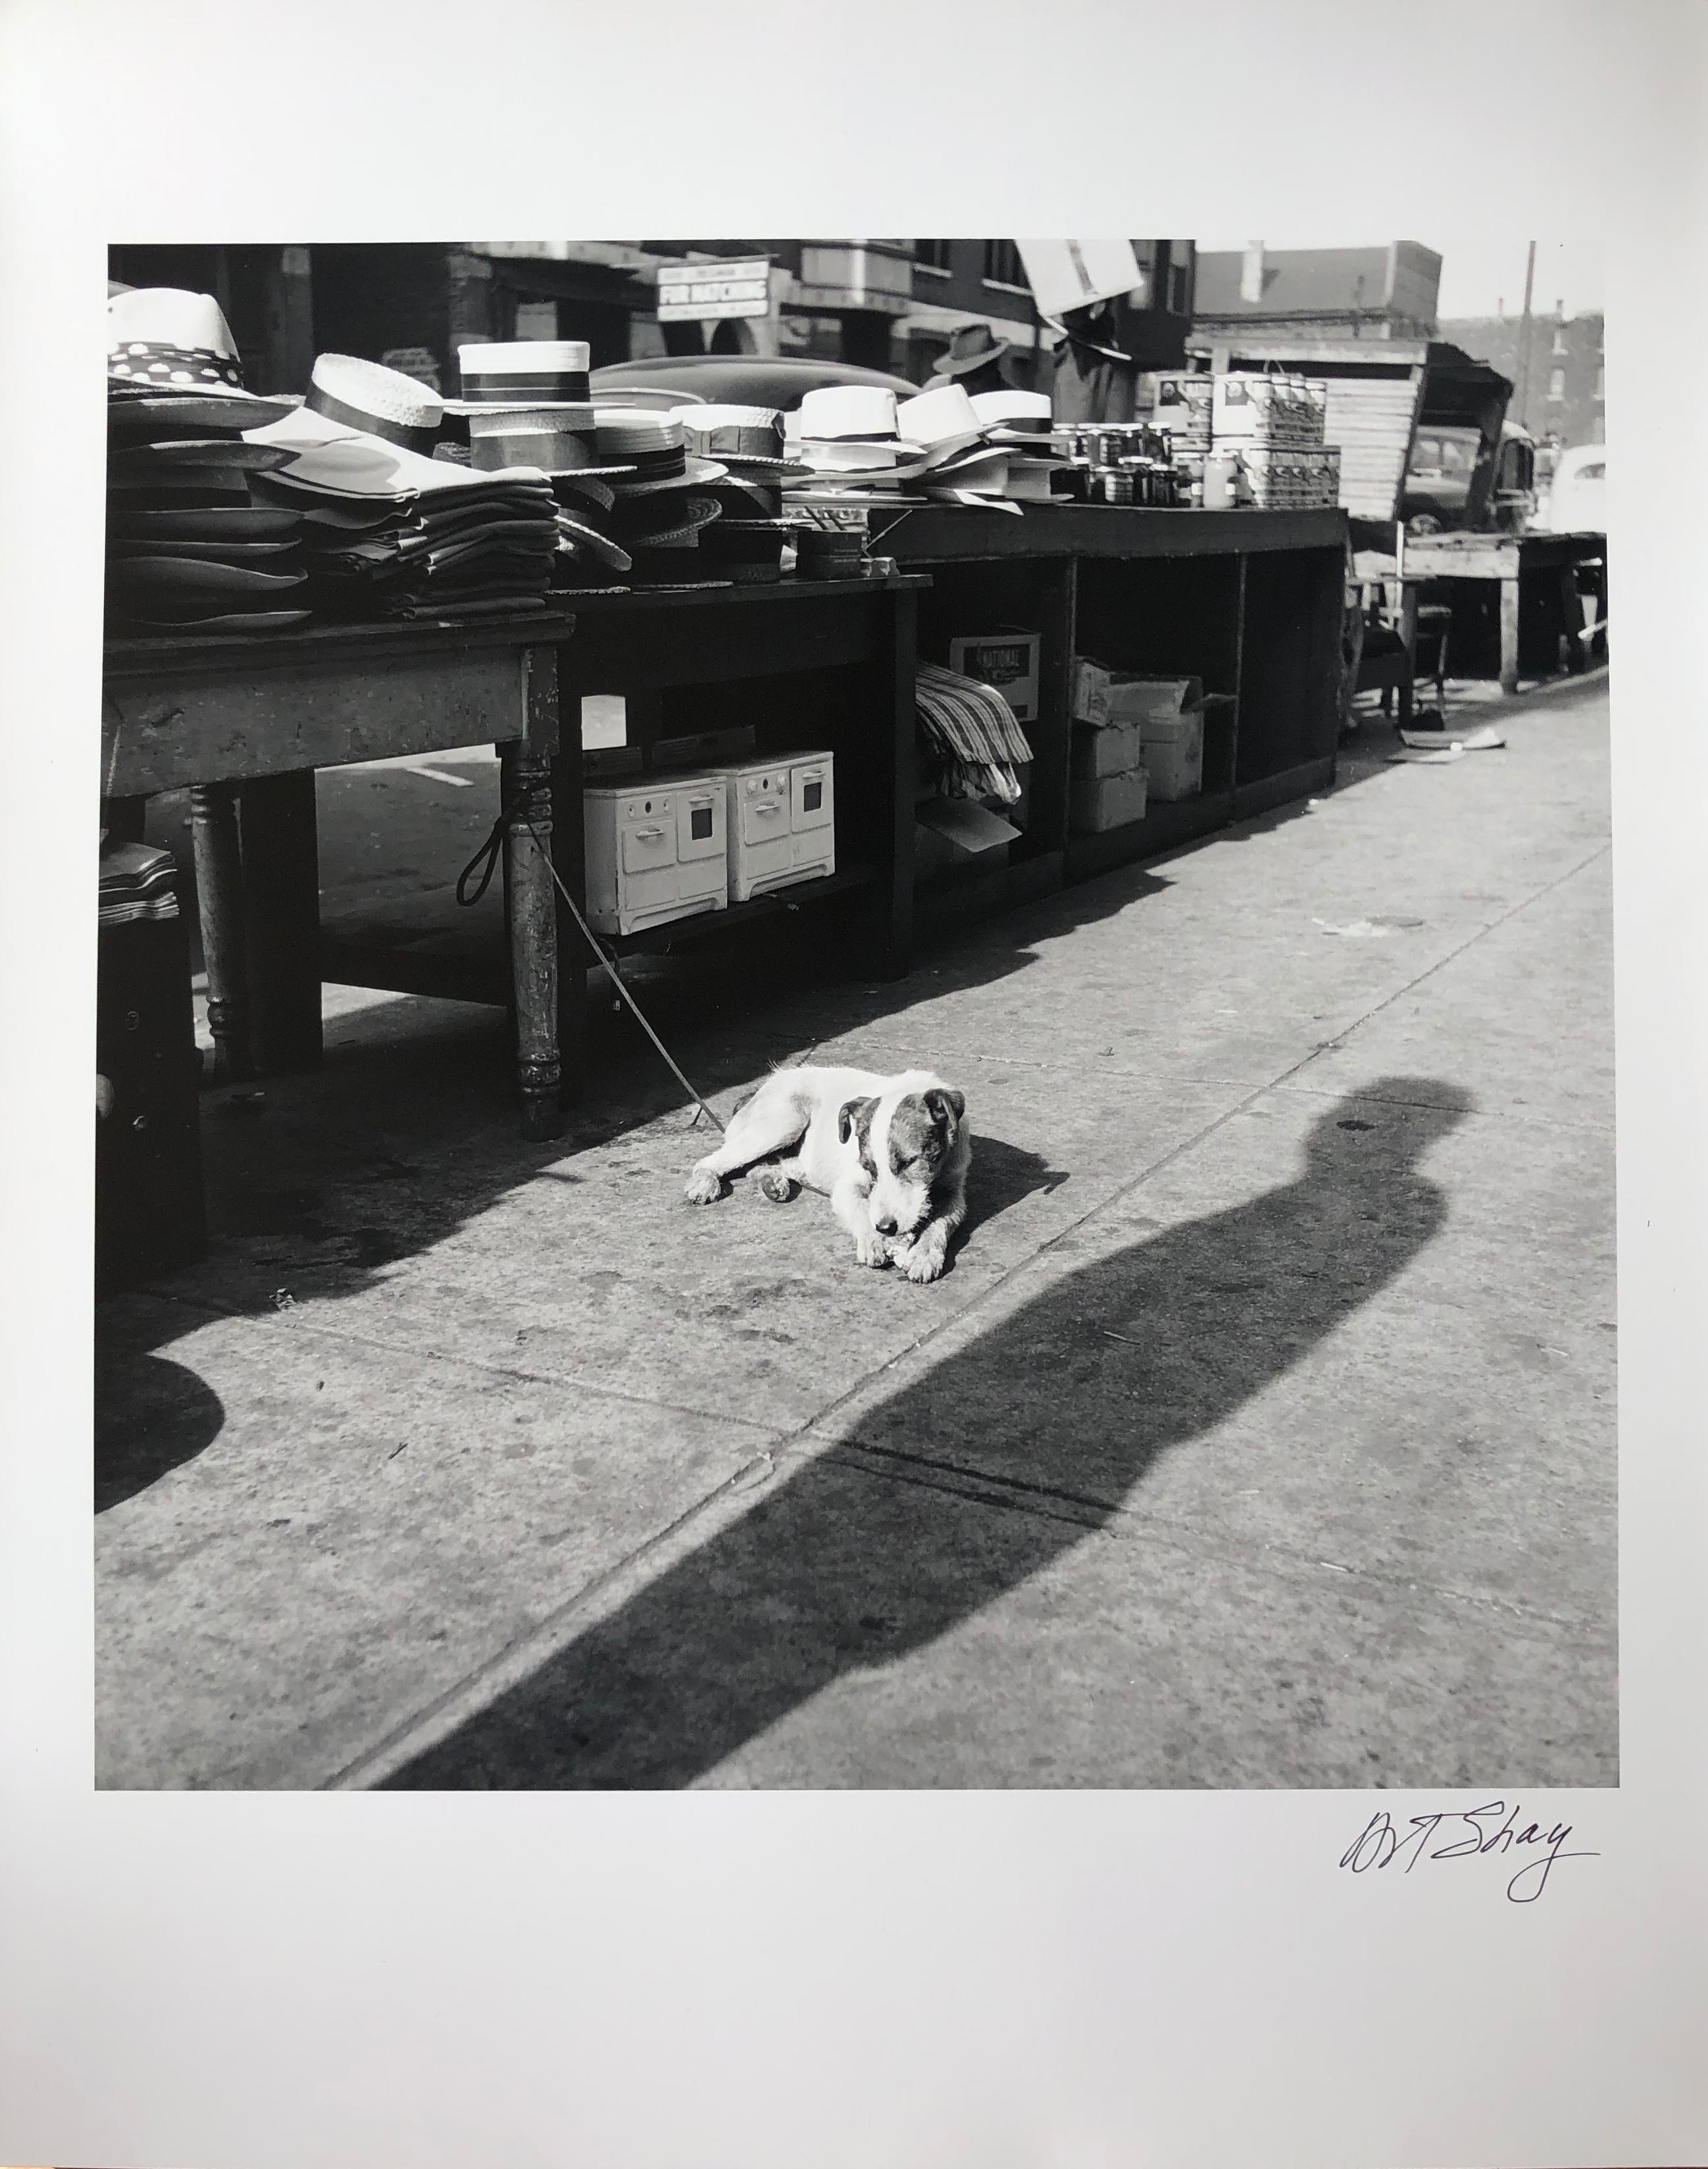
left=8, top=5, right=1708, bottom=2164
left=93, top=230, right=1616, bottom=1792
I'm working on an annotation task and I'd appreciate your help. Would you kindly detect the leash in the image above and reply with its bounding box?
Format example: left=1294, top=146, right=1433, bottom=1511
left=457, top=789, right=726, bottom=1135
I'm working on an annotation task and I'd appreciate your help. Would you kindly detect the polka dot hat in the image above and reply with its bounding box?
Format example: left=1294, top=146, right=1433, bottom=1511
left=107, top=287, right=257, bottom=397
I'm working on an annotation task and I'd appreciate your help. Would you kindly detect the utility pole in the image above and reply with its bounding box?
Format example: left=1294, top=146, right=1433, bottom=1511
left=1513, top=239, right=1537, bottom=431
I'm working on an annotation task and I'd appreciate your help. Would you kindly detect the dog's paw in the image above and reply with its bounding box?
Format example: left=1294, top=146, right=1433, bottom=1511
left=684, top=1169, right=725, bottom=1205
left=853, top=1232, right=892, bottom=1269
left=758, top=1169, right=797, bottom=1204
left=901, top=1239, right=947, bottom=1284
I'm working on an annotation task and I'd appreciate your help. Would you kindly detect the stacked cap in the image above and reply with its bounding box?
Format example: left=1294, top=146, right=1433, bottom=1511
left=595, top=409, right=732, bottom=587
left=105, top=289, right=312, bottom=636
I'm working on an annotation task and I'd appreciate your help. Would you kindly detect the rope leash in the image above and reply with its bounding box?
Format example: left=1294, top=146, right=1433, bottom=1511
left=458, top=790, right=726, bottom=1135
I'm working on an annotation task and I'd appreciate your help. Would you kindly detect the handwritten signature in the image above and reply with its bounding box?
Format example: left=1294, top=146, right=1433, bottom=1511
left=1340, top=1800, right=1597, bottom=1903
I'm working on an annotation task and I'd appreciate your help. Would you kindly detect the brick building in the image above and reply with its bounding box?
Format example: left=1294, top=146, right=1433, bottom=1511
left=1438, top=309, right=1605, bottom=448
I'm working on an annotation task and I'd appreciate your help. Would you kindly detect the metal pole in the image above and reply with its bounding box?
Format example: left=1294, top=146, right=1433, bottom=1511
left=1514, top=239, right=1537, bottom=431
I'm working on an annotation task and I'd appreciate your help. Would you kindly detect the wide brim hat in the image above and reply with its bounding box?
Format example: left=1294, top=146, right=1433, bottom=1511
left=674, top=403, right=813, bottom=480
left=555, top=512, right=632, bottom=574
left=463, top=405, right=636, bottom=480
left=968, top=389, right=1053, bottom=443
left=607, top=492, right=724, bottom=545
left=707, top=472, right=784, bottom=512
left=106, top=505, right=305, bottom=543
left=107, top=287, right=272, bottom=411
left=608, top=455, right=728, bottom=495
left=109, top=390, right=296, bottom=436
left=934, top=324, right=1014, bottom=376
left=795, top=384, right=903, bottom=442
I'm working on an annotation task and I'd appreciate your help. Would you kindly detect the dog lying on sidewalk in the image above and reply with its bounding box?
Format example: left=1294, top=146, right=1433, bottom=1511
left=685, top=1065, right=970, bottom=1283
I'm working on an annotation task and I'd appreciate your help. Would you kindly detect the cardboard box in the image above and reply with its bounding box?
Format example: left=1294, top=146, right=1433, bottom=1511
left=1140, top=707, right=1205, bottom=801
left=1072, top=717, right=1146, bottom=779
left=1107, top=675, right=1204, bottom=725
left=948, top=627, right=1041, bottom=726
left=1071, top=655, right=1117, bottom=724
left=1070, top=766, right=1149, bottom=834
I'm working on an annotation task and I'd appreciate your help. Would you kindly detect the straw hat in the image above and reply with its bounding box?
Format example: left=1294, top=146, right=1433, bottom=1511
left=109, top=287, right=257, bottom=397
left=447, top=341, right=591, bottom=412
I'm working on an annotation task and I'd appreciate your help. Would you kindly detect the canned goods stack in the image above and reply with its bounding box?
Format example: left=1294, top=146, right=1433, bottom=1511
left=1230, top=441, right=1342, bottom=509
left=1211, top=372, right=1328, bottom=449
left=1151, top=373, right=1215, bottom=452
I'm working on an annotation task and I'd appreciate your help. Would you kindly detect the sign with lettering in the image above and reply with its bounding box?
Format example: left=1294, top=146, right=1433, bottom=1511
left=657, top=259, right=772, bottom=322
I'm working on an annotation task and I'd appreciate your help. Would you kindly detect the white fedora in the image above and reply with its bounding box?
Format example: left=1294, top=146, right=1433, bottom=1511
left=109, top=287, right=262, bottom=399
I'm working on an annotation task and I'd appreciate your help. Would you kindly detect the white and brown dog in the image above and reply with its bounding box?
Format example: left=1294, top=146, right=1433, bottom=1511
left=685, top=1065, right=971, bottom=1283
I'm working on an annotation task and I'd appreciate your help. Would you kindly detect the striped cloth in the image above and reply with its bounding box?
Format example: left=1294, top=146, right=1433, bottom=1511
left=915, top=661, right=1036, bottom=803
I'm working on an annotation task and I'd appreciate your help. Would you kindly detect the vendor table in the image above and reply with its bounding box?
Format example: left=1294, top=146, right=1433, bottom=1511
left=101, top=578, right=926, bottom=1137
left=101, top=612, right=576, bottom=1139
left=1397, top=528, right=1607, bottom=695
left=876, top=503, right=1349, bottom=903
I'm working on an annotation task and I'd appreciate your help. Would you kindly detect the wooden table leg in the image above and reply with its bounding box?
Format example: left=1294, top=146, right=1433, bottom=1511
left=239, top=768, right=323, bottom=1073
left=501, top=739, right=561, bottom=1141
left=1499, top=574, right=1522, bottom=695
left=188, top=782, right=254, bottom=1084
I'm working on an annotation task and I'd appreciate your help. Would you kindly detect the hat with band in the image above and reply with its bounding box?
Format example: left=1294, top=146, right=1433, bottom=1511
left=447, top=341, right=592, bottom=412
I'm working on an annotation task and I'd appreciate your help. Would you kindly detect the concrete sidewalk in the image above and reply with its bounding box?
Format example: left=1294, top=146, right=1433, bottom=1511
left=96, top=673, right=1616, bottom=1790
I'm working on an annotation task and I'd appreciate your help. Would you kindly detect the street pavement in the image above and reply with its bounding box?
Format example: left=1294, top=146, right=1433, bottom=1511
left=99, top=672, right=1617, bottom=1789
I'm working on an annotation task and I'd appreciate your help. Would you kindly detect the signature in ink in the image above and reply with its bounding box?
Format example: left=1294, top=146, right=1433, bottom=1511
left=1340, top=1799, right=1598, bottom=1903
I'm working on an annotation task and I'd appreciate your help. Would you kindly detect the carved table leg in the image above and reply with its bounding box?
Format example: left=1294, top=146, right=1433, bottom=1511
left=500, top=741, right=561, bottom=1141
left=189, top=782, right=254, bottom=1084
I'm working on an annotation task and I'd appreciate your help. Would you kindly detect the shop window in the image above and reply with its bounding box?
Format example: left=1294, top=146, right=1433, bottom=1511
left=982, top=239, right=1026, bottom=289
left=513, top=298, right=558, bottom=340
left=1547, top=367, right=1567, bottom=402
left=914, top=239, right=954, bottom=274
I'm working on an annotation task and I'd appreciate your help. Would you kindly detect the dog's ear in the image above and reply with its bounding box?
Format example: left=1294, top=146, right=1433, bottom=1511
left=925, top=1087, right=965, bottom=1136
left=838, top=1096, right=877, bottom=1146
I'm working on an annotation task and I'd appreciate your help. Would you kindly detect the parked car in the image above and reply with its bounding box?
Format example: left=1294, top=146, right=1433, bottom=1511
left=1533, top=443, right=1607, bottom=534
left=588, top=355, right=917, bottom=410
left=1401, top=421, right=1536, bottom=536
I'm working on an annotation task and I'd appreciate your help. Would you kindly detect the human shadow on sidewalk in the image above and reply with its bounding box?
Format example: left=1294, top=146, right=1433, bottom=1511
left=382, top=1080, right=1469, bottom=1790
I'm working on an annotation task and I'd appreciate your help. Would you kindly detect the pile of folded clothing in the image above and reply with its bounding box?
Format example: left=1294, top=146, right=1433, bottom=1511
left=105, top=288, right=312, bottom=636
left=915, top=661, right=1036, bottom=804
left=98, top=839, right=182, bottom=927
left=447, top=341, right=637, bottom=591
left=595, top=409, right=732, bottom=588
left=243, top=355, right=561, bottom=621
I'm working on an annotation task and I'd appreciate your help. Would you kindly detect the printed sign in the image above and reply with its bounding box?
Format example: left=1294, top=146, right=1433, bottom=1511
left=1016, top=239, right=1145, bottom=320
left=657, top=258, right=772, bottom=322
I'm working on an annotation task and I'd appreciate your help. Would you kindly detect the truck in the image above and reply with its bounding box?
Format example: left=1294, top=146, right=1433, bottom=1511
left=1183, top=333, right=1530, bottom=549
